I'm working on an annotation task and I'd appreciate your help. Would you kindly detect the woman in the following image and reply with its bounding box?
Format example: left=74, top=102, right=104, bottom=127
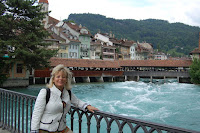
left=31, top=64, right=99, bottom=133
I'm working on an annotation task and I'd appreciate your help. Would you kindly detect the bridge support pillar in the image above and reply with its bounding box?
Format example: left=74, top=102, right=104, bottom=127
left=177, top=76, right=180, bottom=83
left=164, top=76, right=166, bottom=83
left=33, top=77, right=36, bottom=84
left=124, top=75, right=127, bottom=81
left=72, top=77, right=76, bottom=84
left=137, top=76, right=140, bottom=81
left=96, top=77, right=104, bottom=82
left=82, top=77, right=90, bottom=83
left=45, top=77, right=48, bottom=84
left=150, top=76, right=153, bottom=83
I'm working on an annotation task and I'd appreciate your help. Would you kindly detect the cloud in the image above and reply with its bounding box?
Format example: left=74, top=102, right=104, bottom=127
left=185, top=5, right=200, bottom=27
left=47, top=0, right=200, bottom=27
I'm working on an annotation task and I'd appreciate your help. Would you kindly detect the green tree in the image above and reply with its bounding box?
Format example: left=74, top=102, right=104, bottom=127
left=189, top=58, right=200, bottom=84
left=0, top=0, right=57, bottom=85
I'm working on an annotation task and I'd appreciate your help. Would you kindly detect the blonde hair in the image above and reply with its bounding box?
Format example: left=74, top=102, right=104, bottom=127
left=47, top=64, right=72, bottom=90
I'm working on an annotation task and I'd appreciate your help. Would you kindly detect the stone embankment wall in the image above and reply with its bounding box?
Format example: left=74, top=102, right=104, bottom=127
left=1, top=78, right=29, bottom=88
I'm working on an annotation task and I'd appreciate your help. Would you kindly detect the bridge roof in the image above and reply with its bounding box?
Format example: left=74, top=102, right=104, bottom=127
left=50, top=57, right=121, bottom=68
left=119, top=60, right=192, bottom=67
left=50, top=58, right=192, bottom=68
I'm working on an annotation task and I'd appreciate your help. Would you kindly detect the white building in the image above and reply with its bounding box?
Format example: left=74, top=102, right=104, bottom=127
left=154, top=52, right=167, bottom=60
left=94, top=33, right=113, bottom=46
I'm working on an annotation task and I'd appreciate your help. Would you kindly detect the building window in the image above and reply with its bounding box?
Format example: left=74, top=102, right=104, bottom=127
left=64, top=53, right=67, bottom=58
left=17, top=64, right=23, bottom=73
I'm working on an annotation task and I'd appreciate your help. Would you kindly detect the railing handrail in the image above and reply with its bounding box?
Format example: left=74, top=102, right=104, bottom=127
left=0, top=88, right=199, bottom=133
left=93, top=110, right=199, bottom=133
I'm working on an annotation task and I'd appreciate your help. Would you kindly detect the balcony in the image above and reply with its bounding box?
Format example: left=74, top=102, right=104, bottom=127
left=80, top=47, right=89, bottom=52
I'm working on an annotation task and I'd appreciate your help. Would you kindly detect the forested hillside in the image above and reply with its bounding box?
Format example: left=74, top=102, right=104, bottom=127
left=66, top=13, right=200, bottom=56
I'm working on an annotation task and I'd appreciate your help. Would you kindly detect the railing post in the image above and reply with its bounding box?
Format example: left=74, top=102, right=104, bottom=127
left=13, top=95, right=16, bottom=132
left=26, top=98, right=29, bottom=133
left=5, top=92, right=8, bottom=129
left=8, top=93, right=11, bottom=130
left=70, top=113, right=74, bottom=131
left=78, top=119, right=82, bottom=133
left=30, top=99, right=34, bottom=129
left=22, top=97, right=25, bottom=133
left=2, top=92, right=5, bottom=129
left=11, top=94, right=14, bottom=132
left=0, top=91, right=2, bottom=128
left=18, top=96, right=21, bottom=133
left=87, top=118, right=91, bottom=133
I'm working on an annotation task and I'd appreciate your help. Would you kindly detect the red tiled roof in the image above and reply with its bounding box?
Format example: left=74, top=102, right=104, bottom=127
left=190, top=48, right=200, bottom=54
left=50, top=58, right=192, bottom=68
left=118, top=60, right=192, bottom=67
left=50, top=58, right=121, bottom=68
left=50, top=33, right=65, bottom=42
left=121, top=40, right=136, bottom=46
left=110, top=38, right=121, bottom=44
left=68, top=38, right=81, bottom=43
left=39, top=0, right=48, bottom=4
left=91, top=40, right=101, bottom=45
left=48, top=16, right=59, bottom=26
left=136, top=44, right=150, bottom=53
left=66, top=22, right=80, bottom=32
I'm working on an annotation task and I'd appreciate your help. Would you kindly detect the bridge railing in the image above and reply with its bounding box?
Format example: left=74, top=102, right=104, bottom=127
left=0, top=88, right=199, bottom=133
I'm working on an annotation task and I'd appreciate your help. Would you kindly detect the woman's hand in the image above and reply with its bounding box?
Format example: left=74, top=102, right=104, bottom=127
left=86, top=105, right=99, bottom=113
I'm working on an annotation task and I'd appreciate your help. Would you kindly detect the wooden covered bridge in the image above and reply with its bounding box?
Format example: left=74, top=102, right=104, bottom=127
left=31, top=58, right=192, bottom=84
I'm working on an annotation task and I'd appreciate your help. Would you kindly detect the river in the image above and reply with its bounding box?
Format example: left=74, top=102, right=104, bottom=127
left=9, top=80, right=200, bottom=132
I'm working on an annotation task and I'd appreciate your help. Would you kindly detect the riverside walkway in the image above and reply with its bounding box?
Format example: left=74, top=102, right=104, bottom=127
left=0, top=128, right=10, bottom=133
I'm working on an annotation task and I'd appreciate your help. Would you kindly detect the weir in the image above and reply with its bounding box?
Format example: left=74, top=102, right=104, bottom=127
left=0, top=88, right=199, bottom=133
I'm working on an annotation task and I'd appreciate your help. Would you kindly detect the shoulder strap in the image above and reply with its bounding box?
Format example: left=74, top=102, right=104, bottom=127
left=67, top=90, right=71, bottom=101
left=46, top=88, right=51, bottom=104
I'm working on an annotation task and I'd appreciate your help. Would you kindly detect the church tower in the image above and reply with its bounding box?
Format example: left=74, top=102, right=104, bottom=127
left=39, top=0, right=49, bottom=29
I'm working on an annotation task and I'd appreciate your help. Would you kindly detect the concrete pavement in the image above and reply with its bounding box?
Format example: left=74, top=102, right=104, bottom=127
left=0, top=128, right=10, bottom=133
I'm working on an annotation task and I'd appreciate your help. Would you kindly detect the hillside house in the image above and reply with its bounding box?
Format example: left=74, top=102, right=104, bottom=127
left=91, top=39, right=102, bottom=60
left=60, top=22, right=92, bottom=59
left=121, top=40, right=137, bottom=60
left=102, top=44, right=116, bottom=60
left=94, top=33, right=113, bottom=46
left=154, top=52, right=168, bottom=60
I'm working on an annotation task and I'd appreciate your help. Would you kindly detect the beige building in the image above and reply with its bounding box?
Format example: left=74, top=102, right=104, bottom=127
left=2, top=62, right=29, bottom=88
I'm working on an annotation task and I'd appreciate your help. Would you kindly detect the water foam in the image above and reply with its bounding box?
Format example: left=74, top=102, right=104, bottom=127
left=142, top=107, right=171, bottom=122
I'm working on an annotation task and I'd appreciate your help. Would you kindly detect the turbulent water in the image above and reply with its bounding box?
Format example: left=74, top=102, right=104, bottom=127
left=10, top=80, right=200, bottom=132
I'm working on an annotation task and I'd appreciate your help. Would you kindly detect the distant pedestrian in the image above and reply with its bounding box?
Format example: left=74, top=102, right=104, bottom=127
left=31, top=64, right=99, bottom=133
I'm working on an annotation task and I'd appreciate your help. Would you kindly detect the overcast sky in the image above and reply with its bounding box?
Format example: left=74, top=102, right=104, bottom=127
left=47, top=0, right=200, bottom=27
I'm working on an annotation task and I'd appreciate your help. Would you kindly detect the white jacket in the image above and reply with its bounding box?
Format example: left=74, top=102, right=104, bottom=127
left=31, top=85, right=89, bottom=133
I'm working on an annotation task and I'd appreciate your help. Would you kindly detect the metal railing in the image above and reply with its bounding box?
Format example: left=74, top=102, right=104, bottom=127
left=0, top=88, right=36, bottom=133
left=0, top=88, right=199, bottom=133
